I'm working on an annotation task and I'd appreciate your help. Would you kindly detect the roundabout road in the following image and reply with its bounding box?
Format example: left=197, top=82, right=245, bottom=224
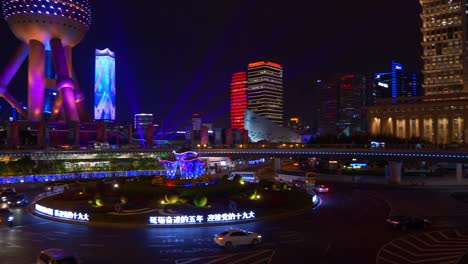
left=2, top=185, right=468, bottom=264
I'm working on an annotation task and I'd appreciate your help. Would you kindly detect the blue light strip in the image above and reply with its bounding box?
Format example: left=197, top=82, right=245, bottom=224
left=391, top=61, right=403, bottom=98
left=0, top=169, right=165, bottom=185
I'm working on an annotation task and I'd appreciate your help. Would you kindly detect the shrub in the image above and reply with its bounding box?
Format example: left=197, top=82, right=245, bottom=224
left=89, top=193, right=104, bottom=208
left=249, top=189, right=258, bottom=200
left=148, top=197, right=164, bottom=208
left=193, top=194, right=208, bottom=207
left=120, top=196, right=128, bottom=205
left=164, top=190, right=179, bottom=204
left=279, top=182, right=288, bottom=190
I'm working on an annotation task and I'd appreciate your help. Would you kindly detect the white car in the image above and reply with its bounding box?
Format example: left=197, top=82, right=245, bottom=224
left=214, top=229, right=262, bottom=248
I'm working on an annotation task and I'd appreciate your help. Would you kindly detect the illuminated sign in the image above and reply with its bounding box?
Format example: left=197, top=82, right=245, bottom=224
left=350, top=163, right=367, bottom=167
left=35, top=204, right=90, bottom=222
left=378, top=82, right=389, bottom=88
left=149, top=210, right=256, bottom=225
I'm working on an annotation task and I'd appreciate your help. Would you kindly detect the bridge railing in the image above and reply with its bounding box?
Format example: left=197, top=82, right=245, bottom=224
left=0, top=170, right=166, bottom=185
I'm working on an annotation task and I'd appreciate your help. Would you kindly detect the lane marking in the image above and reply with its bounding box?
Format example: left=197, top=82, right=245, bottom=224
left=147, top=244, right=175, bottom=247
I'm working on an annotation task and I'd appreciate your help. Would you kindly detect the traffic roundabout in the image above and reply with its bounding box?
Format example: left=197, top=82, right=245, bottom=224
left=29, top=176, right=316, bottom=228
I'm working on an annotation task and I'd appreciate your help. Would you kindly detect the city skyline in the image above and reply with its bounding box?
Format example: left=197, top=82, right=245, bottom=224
left=0, top=0, right=421, bottom=130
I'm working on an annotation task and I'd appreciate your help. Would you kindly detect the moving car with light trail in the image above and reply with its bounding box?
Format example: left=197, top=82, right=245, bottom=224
left=386, top=215, right=431, bottom=231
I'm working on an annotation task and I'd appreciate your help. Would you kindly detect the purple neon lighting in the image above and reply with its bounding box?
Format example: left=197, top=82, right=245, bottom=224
left=50, top=38, right=79, bottom=122
left=28, top=39, right=45, bottom=122
left=159, top=151, right=206, bottom=179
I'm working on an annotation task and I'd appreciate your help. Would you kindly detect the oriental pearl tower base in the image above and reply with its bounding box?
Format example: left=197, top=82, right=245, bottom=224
left=0, top=0, right=92, bottom=147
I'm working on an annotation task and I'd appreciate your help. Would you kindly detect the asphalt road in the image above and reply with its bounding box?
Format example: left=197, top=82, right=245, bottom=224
left=1, top=184, right=468, bottom=264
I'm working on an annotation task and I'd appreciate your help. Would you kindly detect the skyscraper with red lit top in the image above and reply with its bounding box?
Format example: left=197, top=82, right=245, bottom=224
left=230, top=72, right=247, bottom=129
left=247, top=61, right=283, bottom=126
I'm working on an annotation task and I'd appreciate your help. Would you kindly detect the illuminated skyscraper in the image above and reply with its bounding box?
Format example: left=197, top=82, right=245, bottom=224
left=247, top=61, right=283, bottom=126
left=336, top=74, right=368, bottom=136
left=420, top=0, right=468, bottom=95
left=372, top=61, right=420, bottom=102
left=94, top=48, right=116, bottom=121
left=230, top=71, right=247, bottom=129
left=134, top=113, right=153, bottom=131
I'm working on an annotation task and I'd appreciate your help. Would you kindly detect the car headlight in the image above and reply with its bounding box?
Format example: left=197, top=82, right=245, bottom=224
left=312, top=195, right=317, bottom=203
left=8, top=216, right=13, bottom=221
left=1, top=196, right=6, bottom=201
left=16, top=201, right=21, bottom=204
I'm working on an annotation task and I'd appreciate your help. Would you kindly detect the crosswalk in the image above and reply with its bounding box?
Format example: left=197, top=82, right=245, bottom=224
left=174, top=249, right=275, bottom=264
left=377, top=229, right=468, bottom=264
left=151, top=228, right=305, bottom=263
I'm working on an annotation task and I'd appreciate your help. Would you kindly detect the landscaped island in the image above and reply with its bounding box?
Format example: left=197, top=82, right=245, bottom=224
left=34, top=175, right=313, bottom=226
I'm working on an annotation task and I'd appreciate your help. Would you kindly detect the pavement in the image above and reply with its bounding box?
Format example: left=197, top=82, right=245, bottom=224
left=315, top=173, right=468, bottom=187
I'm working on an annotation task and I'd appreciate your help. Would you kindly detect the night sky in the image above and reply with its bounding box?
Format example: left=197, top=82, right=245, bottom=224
left=0, top=0, right=422, bottom=131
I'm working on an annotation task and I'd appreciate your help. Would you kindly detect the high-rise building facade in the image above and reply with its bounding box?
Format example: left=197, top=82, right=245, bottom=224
left=247, top=61, right=284, bottom=126
left=230, top=72, right=247, bottom=129
left=337, top=74, right=368, bottom=136
left=318, top=79, right=338, bottom=135
left=372, top=61, right=420, bottom=102
left=367, top=1, right=468, bottom=144
left=420, top=0, right=468, bottom=95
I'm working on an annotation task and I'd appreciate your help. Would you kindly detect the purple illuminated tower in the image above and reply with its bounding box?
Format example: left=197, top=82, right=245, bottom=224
left=0, top=0, right=91, bottom=123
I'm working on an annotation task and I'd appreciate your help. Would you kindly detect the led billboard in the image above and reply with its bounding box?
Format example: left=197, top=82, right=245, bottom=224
left=94, top=48, right=116, bottom=120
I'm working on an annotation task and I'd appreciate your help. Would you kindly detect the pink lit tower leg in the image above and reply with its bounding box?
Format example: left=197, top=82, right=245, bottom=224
left=1, top=0, right=92, bottom=123
left=50, top=38, right=79, bottom=122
